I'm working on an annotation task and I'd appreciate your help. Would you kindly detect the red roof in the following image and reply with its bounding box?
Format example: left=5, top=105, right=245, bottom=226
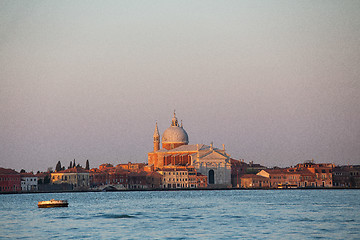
left=241, top=174, right=268, bottom=180
left=20, top=173, right=36, bottom=177
left=262, top=168, right=314, bottom=176
left=56, top=167, right=88, bottom=173
left=0, top=167, right=19, bottom=175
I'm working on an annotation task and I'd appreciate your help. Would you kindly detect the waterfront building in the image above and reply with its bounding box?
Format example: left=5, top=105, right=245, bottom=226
left=90, top=166, right=129, bottom=190
left=128, top=171, right=162, bottom=189
left=107, top=167, right=129, bottom=189
left=191, top=143, right=232, bottom=188
left=257, top=168, right=316, bottom=188
left=0, top=168, right=21, bottom=192
left=51, top=167, right=90, bottom=190
left=20, top=172, right=38, bottom=191
left=148, top=112, right=231, bottom=188
left=296, top=161, right=334, bottom=187
left=90, top=164, right=162, bottom=190
left=333, top=165, right=360, bottom=188
left=231, top=159, right=248, bottom=187
left=240, top=174, right=270, bottom=188
left=187, top=166, right=208, bottom=188
left=158, top=166, right=189, bottom=189
left=89, top=168, right=107, bottom=188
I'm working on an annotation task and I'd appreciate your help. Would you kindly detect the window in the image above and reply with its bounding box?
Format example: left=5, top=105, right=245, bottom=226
left=208, top=170, right=215, bottom=184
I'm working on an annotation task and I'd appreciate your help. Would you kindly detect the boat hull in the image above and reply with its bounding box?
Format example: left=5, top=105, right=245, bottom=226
left=38, top=203, right=68, bottom=208
left=38, top=199, right=68, bottom=208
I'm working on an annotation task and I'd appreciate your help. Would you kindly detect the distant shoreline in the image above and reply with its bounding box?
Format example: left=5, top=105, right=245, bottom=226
left=1, top=187, right=359, bottom=195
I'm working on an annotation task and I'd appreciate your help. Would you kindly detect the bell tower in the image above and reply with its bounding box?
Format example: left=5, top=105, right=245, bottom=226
left=153, top=122, right=160, bottom=151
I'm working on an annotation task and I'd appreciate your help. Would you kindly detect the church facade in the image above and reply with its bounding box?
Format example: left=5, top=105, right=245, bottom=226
left=148, top=112, right=231, bottom=188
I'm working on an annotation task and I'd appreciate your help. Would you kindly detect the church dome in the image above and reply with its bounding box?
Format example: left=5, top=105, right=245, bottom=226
left=162, top=111, right=189, bottom=144
left=162, top=126, right=189, bottom=144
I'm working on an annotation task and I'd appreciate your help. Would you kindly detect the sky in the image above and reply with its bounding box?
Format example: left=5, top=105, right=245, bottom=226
left=1, top=0, right=359, bottom=172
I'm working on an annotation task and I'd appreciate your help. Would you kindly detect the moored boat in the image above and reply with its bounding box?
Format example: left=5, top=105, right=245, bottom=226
left=277, top=183, right=298, bottom=189
left=38, top=199, right=68, bottom=208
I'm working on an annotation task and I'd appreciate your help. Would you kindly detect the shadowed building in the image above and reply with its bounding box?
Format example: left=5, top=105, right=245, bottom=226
left=0, top=168, right=21, bottom=193
left=240, top=174, right=270, bottom=188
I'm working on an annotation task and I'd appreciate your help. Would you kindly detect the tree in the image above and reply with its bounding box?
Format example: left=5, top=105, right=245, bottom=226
left=44, top=175, right=50, bottom=184
left=55, top=161, right=62, bottom=172
left=69, top=161, right=73, bottom=169
left=20, top=169, right=26, bottom=173
left=73, top=159, right=76, bottom=167
left=85, top=160, right=90, bottom=170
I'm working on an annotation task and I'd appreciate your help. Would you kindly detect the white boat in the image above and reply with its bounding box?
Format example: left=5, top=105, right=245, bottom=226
left=38, top=199, right=68, bottom=208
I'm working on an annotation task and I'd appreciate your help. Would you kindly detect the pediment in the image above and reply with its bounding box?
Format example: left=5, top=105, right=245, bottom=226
left=199, top=151, right=228, bottom=161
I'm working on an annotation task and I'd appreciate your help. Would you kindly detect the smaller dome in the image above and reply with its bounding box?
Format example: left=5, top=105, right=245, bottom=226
left=162, top=126, right=189, bottom=144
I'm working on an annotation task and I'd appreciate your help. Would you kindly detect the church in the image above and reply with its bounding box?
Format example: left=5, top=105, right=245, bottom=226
left=148, top=112, right=231, bottom=188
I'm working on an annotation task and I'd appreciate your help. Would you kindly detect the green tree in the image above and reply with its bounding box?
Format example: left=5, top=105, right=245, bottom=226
left=85, top=160, right=90, bottom=170
left=44, top=175, right=50, bottom=184
left=55, top=161, right=62, bottom=172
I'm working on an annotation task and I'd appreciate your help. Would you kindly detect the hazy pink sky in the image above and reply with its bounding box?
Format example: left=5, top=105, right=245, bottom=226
left=1, top=1, right=359, bottom=172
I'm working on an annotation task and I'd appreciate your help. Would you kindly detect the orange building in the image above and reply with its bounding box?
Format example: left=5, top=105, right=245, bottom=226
left=187, top=166, right=208, bottom=188
left=148, top=112, right=231, bottom=188
left=116, top=162, right=146, bottom=171
left=158, top=166, right=189, bottom=189
left=257, top=168, right=316, bottom=188
left=148, top=112, right=191, bottom=169
left=296, top=161, right=334, bottom=187
left=240, top=174, right=270, bottom=188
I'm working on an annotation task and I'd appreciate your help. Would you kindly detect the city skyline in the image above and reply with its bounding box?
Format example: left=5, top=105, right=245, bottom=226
left=1, top=1, right=359, bottom=172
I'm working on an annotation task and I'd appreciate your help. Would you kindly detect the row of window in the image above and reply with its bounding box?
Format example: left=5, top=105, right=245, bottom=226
left=164, top=178, right=189, bottom=182
left=22, top=178, right=37, bottom=181
left=163, top=183, right=189, bottom=188
left=0, top=186, right=19, bottom=191
left=163, top=172, right=188, bottom=176
left=252, top=180, right=269, bottom=184
left=0, top=177, right=20, bottom=181
left=52, top=175, right=88, bottom=180
left=21, top=182, right=37, bottom=185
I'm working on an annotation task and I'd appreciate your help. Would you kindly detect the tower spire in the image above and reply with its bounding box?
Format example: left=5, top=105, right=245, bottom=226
left=153, top=121, right=160, bottom=151
left=154, top=121, right=160, bottom=137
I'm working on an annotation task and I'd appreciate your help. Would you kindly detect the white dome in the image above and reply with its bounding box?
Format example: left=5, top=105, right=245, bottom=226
left=162, top=126, right=189, bottom=144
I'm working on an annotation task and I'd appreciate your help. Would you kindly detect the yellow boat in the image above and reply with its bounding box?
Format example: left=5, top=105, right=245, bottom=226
left=38, top=199, right=68, bottom=208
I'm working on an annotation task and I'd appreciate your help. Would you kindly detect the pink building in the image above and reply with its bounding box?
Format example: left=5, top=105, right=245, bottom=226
left=0, top=168, right=21, bottom=192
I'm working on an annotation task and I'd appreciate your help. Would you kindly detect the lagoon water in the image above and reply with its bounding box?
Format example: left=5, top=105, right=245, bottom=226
left=1, top=190, right=359, bottom=239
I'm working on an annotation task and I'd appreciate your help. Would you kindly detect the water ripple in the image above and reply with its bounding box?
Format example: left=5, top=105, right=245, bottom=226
left=95, top=213, right=136, bottom=219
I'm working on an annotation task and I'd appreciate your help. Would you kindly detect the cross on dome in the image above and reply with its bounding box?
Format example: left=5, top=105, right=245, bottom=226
left=171, top=110, right=179, bottom=127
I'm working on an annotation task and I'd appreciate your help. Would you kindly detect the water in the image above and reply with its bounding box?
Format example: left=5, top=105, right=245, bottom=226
left=1, top=190, right=359, bottom=239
